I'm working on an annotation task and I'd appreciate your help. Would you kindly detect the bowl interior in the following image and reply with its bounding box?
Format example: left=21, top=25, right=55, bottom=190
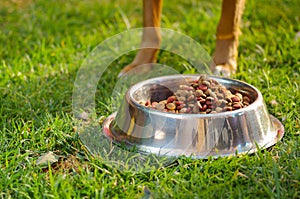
left=130, top=75, right=259, bottom=114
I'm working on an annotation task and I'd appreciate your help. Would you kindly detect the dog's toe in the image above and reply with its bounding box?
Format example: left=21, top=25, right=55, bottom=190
left=213, top=64, right=236, bottom=77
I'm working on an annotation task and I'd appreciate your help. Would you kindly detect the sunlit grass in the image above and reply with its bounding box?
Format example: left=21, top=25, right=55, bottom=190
left=0, top=0, right=299, bottom=198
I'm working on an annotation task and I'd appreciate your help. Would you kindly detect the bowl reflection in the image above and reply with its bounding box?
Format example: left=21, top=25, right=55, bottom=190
left=103, top=75, right=284, bottom=158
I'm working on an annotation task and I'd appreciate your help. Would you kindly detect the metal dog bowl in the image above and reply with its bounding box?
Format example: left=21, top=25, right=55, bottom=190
left=103, top=75, right=284, bottom=158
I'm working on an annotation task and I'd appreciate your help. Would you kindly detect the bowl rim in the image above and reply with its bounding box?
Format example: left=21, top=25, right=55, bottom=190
left=126, top=74, right=264, bottom=119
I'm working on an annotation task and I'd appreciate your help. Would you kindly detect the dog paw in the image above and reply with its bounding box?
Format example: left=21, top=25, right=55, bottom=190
left=118, top=63, right=137, bottom=78
left=118, top=48, right=159, bottom=78
left=212, top=64, right=236, bottom=77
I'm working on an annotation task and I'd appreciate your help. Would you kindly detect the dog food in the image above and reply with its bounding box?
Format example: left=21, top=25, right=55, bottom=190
left=140, top=75, right=253, bottom=114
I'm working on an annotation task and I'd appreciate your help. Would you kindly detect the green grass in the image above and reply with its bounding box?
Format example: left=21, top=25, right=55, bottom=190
left=1, top=0, right=299, bottom=198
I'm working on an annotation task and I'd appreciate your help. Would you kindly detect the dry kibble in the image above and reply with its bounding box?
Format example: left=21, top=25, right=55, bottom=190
left=197, top=101, right=202, bottom=108
left=139, top=101, right=146, bottom=106
left=166, top=103, right=176, bottom=110
left=198, top=84, right=208, bottom=91
left=201, top=104, right=207, bottom=111
left=167, top=96, right=176, bottom=103
left=161, top=100, right=168, bottom=105
left=195, top=90, right=206, bottom=97
left=145, top=100, right=151, bottom=106
left=206, top=109, right=212, bottom=114
left=217, top=93, right=224, bottom=99
left=225, top=106, right=233, bottom=111
left=179, top=85, right=194, bottom=91
left=186, top=107, right=192, bottom=113
left=236, top=93, right=243, bottom=101
left=155, top=103, right=165, bottom=110
left=187, top=95, right=195, bottom=102
left=199, top=98, right=206, bottom=104
left=219, top=99, right=227, bottom=107
left=188, top=103, right=195, bottom=108
left=206, top=101, right=213, bottom=106
left=206, top=96, right=215, bottom=101
left=144, top=75, right=253, bottom=114
left=179, top=108, right=187, bottom=113
left=216, top=107, right=223, bottom=113
left=231, top=96, right=240, bottom=102
left=177, top=96, right=186, bottom=102
left=205, top=88, right=212, bottom=96
left=177, top=90, right=189, bottom=97
left=175, top=101, right=184, bottom=105
left=233, top=103, right=242, bottom=109
left=202, top=80, right=211, bottom=87
left=193, top=106, right=199, bottom=113
left=152, top=102, right=158, bottom=107
left=209, top=92, right=217, bottom=99
left=177, top=104, right=185, bottom=110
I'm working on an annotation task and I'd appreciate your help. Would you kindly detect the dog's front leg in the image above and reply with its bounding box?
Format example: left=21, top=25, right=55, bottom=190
left=212, top=0, right=245, bottom=76
left=119, top=0, right=163, bottom=77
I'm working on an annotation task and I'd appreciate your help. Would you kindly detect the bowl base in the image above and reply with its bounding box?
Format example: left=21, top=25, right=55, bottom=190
left=103, top=112, right=284, bottom=159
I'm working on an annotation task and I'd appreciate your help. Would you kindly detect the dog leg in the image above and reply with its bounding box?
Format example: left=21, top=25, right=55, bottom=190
left=212, top=0, right=245, bottom=76
left=119, top=0, right=163, bottom=77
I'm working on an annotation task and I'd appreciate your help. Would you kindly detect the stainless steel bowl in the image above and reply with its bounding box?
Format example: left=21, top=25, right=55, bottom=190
left=103, top=75, right=284, bottom=158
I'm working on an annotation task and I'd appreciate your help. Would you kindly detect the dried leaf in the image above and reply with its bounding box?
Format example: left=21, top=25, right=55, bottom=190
left=36, top=151, right=58, bottom=166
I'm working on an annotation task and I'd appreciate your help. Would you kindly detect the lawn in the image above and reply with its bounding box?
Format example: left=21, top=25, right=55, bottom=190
left=0, top=0, right=299, bottom=198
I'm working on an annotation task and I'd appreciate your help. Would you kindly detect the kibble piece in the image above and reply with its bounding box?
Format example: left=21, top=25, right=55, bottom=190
left=139, top=101, right=146, bottom=106
left=198, top=84, right=208, bottom=91
left=186, top=107, right=192, bottom=113
left=179, top=85, right=195, bottom=91
left=188, top=103, right=195, bottom=108
left=179, top=108, right=187, bottom=113
left=233, top=103, right=242, bottom=109
left=175, top=101, right=184, bottom=105
left=201, top=104, right=207, bottom=111
left=199, top=98, right=206, bottom=104
left=206, top=109, right=212, bottom=114
left=155, top=103, right=165, bottom=110
left=231, top=96, right=240, bottom=102
left=160, top=100, right=168, bottom=105
left=216, top=107, right=223, bottom=113
left=145, top=100, right=151, bottom=106
left=195, top=90, right=206, bottom=98
left=193, top=106, right=199, bottom=113
left=166, top=103, right=176, bottom=110
left=236, top=93, right=243, bottom=101
left=187, top=95, right=195, bottom=102
left=177, top=96, right=186, bottom=102
left=206, top=101, right=213, bottom=106
left=152, top=102, right=158, bottom=107
left=225, top=106, right=233, bottom=111
left=176, top=90, right=189, bottom=97
left=202, top=80, right=211, bottom=87
left=217, top=93, right=224, bottom=99
left=167, top=96, right=177, bottom=103
left=206, top=96, right=215, bottom=101
left=177, top=104, right=185, bottom=110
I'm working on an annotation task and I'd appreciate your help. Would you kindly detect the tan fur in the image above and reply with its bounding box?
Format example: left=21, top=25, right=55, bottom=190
left=119, top=0, right=245, bottom=77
